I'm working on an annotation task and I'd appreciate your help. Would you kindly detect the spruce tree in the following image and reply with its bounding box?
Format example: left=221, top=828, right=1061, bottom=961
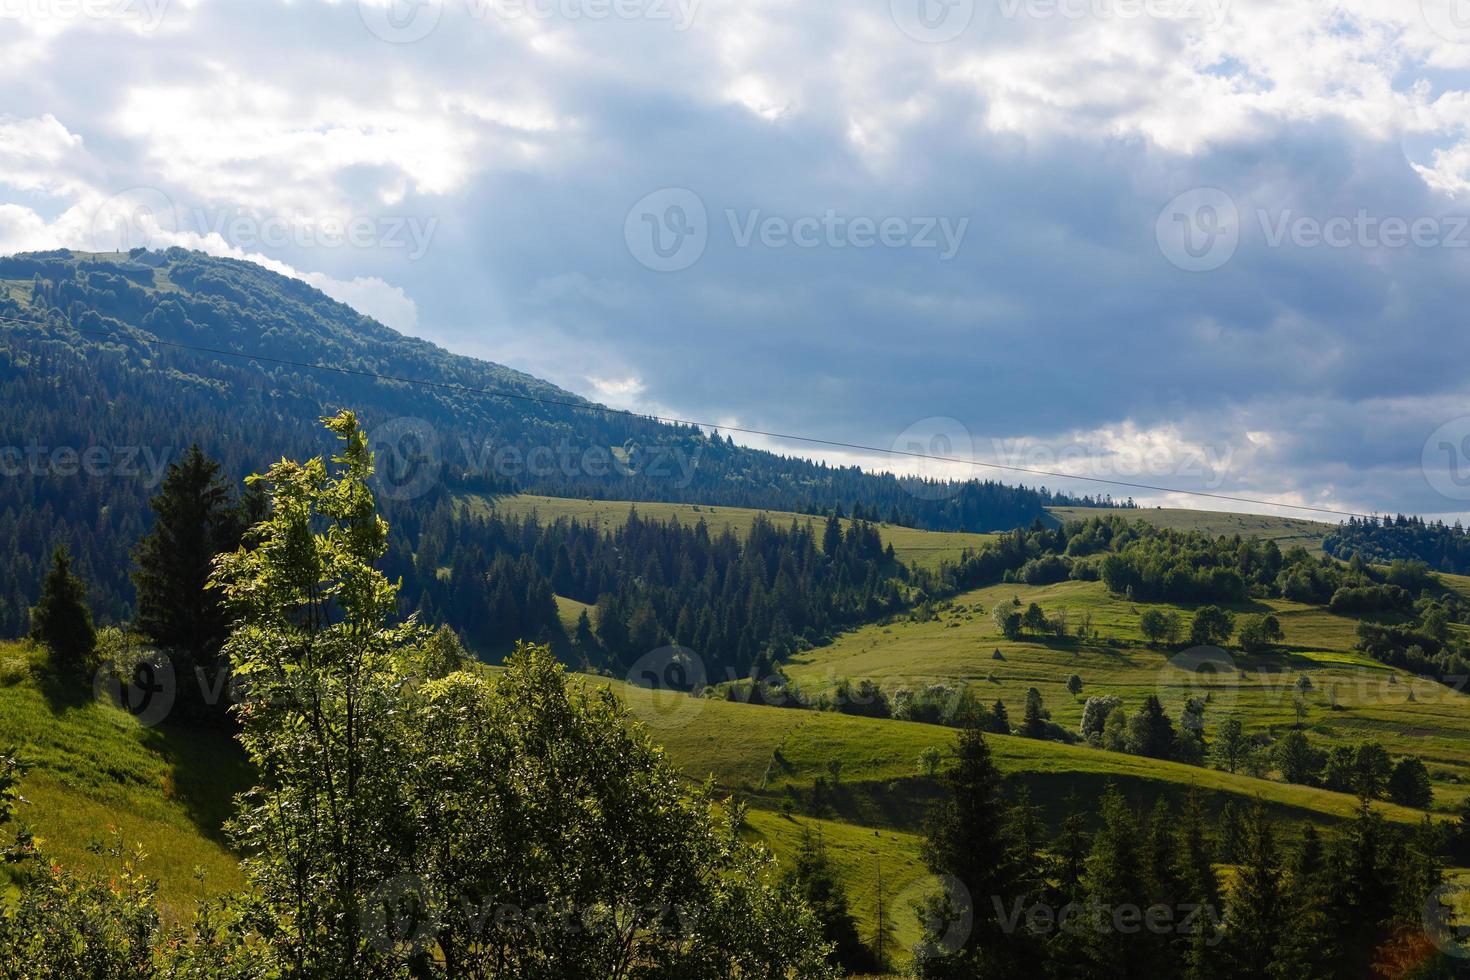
left=1221, top=804, right=1284, bottom=977
left=30, top=547, right=95, bottom=676
left=916, top=727, right=1035, bottom=979
left=1083, top=785, right=1165, bottom=975
left=1021, top=687, right=1047, bottom=738
left=132, top=446, right=247, bottom=720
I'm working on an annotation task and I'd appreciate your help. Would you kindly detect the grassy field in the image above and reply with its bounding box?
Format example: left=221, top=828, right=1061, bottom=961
left=1049, top=506, right=1335, bottom=554
left=0, top=644, right=246, bottom=919
left=742, top=809, right=927, bottom=960
left=470, top=494, right=996, bottom=570
left=781, top=576, right=1470, bottom=811
left=609, top=676, right=1433, bottom=827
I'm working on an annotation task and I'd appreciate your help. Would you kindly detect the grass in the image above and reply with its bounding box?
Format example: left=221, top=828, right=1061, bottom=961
left=469, top=494, right=996, bottom=570
left=609, top=676, right=1434, bottom=829
left=1048, top=506, right=1334, bottom=554
left=743, top=809, right=927, bottom=961
left=781, top=576, right=1470, bottom=812
left=0, top=644, right=246, bottom=920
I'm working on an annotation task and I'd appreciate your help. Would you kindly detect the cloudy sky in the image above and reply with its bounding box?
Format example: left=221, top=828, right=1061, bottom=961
left=4, top=0, right=1470, bottom=521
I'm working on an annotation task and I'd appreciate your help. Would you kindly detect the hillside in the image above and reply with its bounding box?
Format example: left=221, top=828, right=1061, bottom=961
left=783, top=578, right=1470, bottom=810
left=0, top=248, right=1080, bottom=636
left=3, top=630, right=1443, bottom=959
left=477, top=494, right=996, bottom=570
left=0, top=644, right=245, bottom=917
left=1049, top=505, right=1334, bottom=554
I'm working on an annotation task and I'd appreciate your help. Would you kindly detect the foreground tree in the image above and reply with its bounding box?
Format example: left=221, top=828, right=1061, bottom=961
left=30, top=547, right=95, bottom=676
left=211, top=412, right=837, bottom=978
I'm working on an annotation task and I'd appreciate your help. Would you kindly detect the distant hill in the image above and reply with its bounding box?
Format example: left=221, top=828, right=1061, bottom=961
left=1325, top=515, right=1470, bottom=574
left=0, top=248, right=1089, bottom=632
left=1049, top=505, right=1334, bottom=554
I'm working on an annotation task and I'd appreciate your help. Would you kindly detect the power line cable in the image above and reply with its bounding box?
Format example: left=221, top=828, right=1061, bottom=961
left=0, top=312, right=1377, bottom=521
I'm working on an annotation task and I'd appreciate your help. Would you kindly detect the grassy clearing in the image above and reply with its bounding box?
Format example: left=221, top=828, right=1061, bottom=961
left=468, top=494, right=995, bottom=570
left=743, top=809, right=927, bottom=961
left=0, top=644, right=245, bottom=919
left=783, top=576, right=1470, bottom=812
left=1048, top=506, right=1334, bottom=554
left=610, top=676, right=1432, bottom=829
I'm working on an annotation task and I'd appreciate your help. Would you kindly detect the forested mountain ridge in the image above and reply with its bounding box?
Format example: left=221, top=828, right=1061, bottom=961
left=0, top=247, right=1099, bottom=633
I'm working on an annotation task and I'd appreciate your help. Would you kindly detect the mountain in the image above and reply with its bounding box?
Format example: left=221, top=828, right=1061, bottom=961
left=0, top=248, right=1102, bottom=633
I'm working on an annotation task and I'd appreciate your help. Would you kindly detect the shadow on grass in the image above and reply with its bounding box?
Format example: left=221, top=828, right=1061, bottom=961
left=139, top=722, right=251, bottom=847
left=33, top=662, right=93, bottom=714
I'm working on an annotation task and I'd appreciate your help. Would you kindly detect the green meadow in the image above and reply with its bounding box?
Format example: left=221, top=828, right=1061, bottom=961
left=471, top=494, right=997, bottom=570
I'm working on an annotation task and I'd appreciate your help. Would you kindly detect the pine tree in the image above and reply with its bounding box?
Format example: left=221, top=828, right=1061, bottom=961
left=30, top=546, right=95, bottom=676
left=1083, top=785, right=1165, bottom=975
left=989, top=699, right=1011, bottom=735
left=916, top=727, right=1034, bottom=979
left=1176, top=789, right=1223, bottom=980
left=1021, top=687, right=1047, bottom=738
left=1221, top=804, right=1284, bottom=977
left=132, top=446, right=247, bottom=721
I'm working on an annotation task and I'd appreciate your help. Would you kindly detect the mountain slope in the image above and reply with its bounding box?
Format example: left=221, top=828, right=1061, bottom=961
left=0, top=248, right=1084, bottom=632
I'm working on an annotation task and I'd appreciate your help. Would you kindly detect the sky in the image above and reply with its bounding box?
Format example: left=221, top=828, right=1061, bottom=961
left=3, top=0, right=1470, bottom=522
